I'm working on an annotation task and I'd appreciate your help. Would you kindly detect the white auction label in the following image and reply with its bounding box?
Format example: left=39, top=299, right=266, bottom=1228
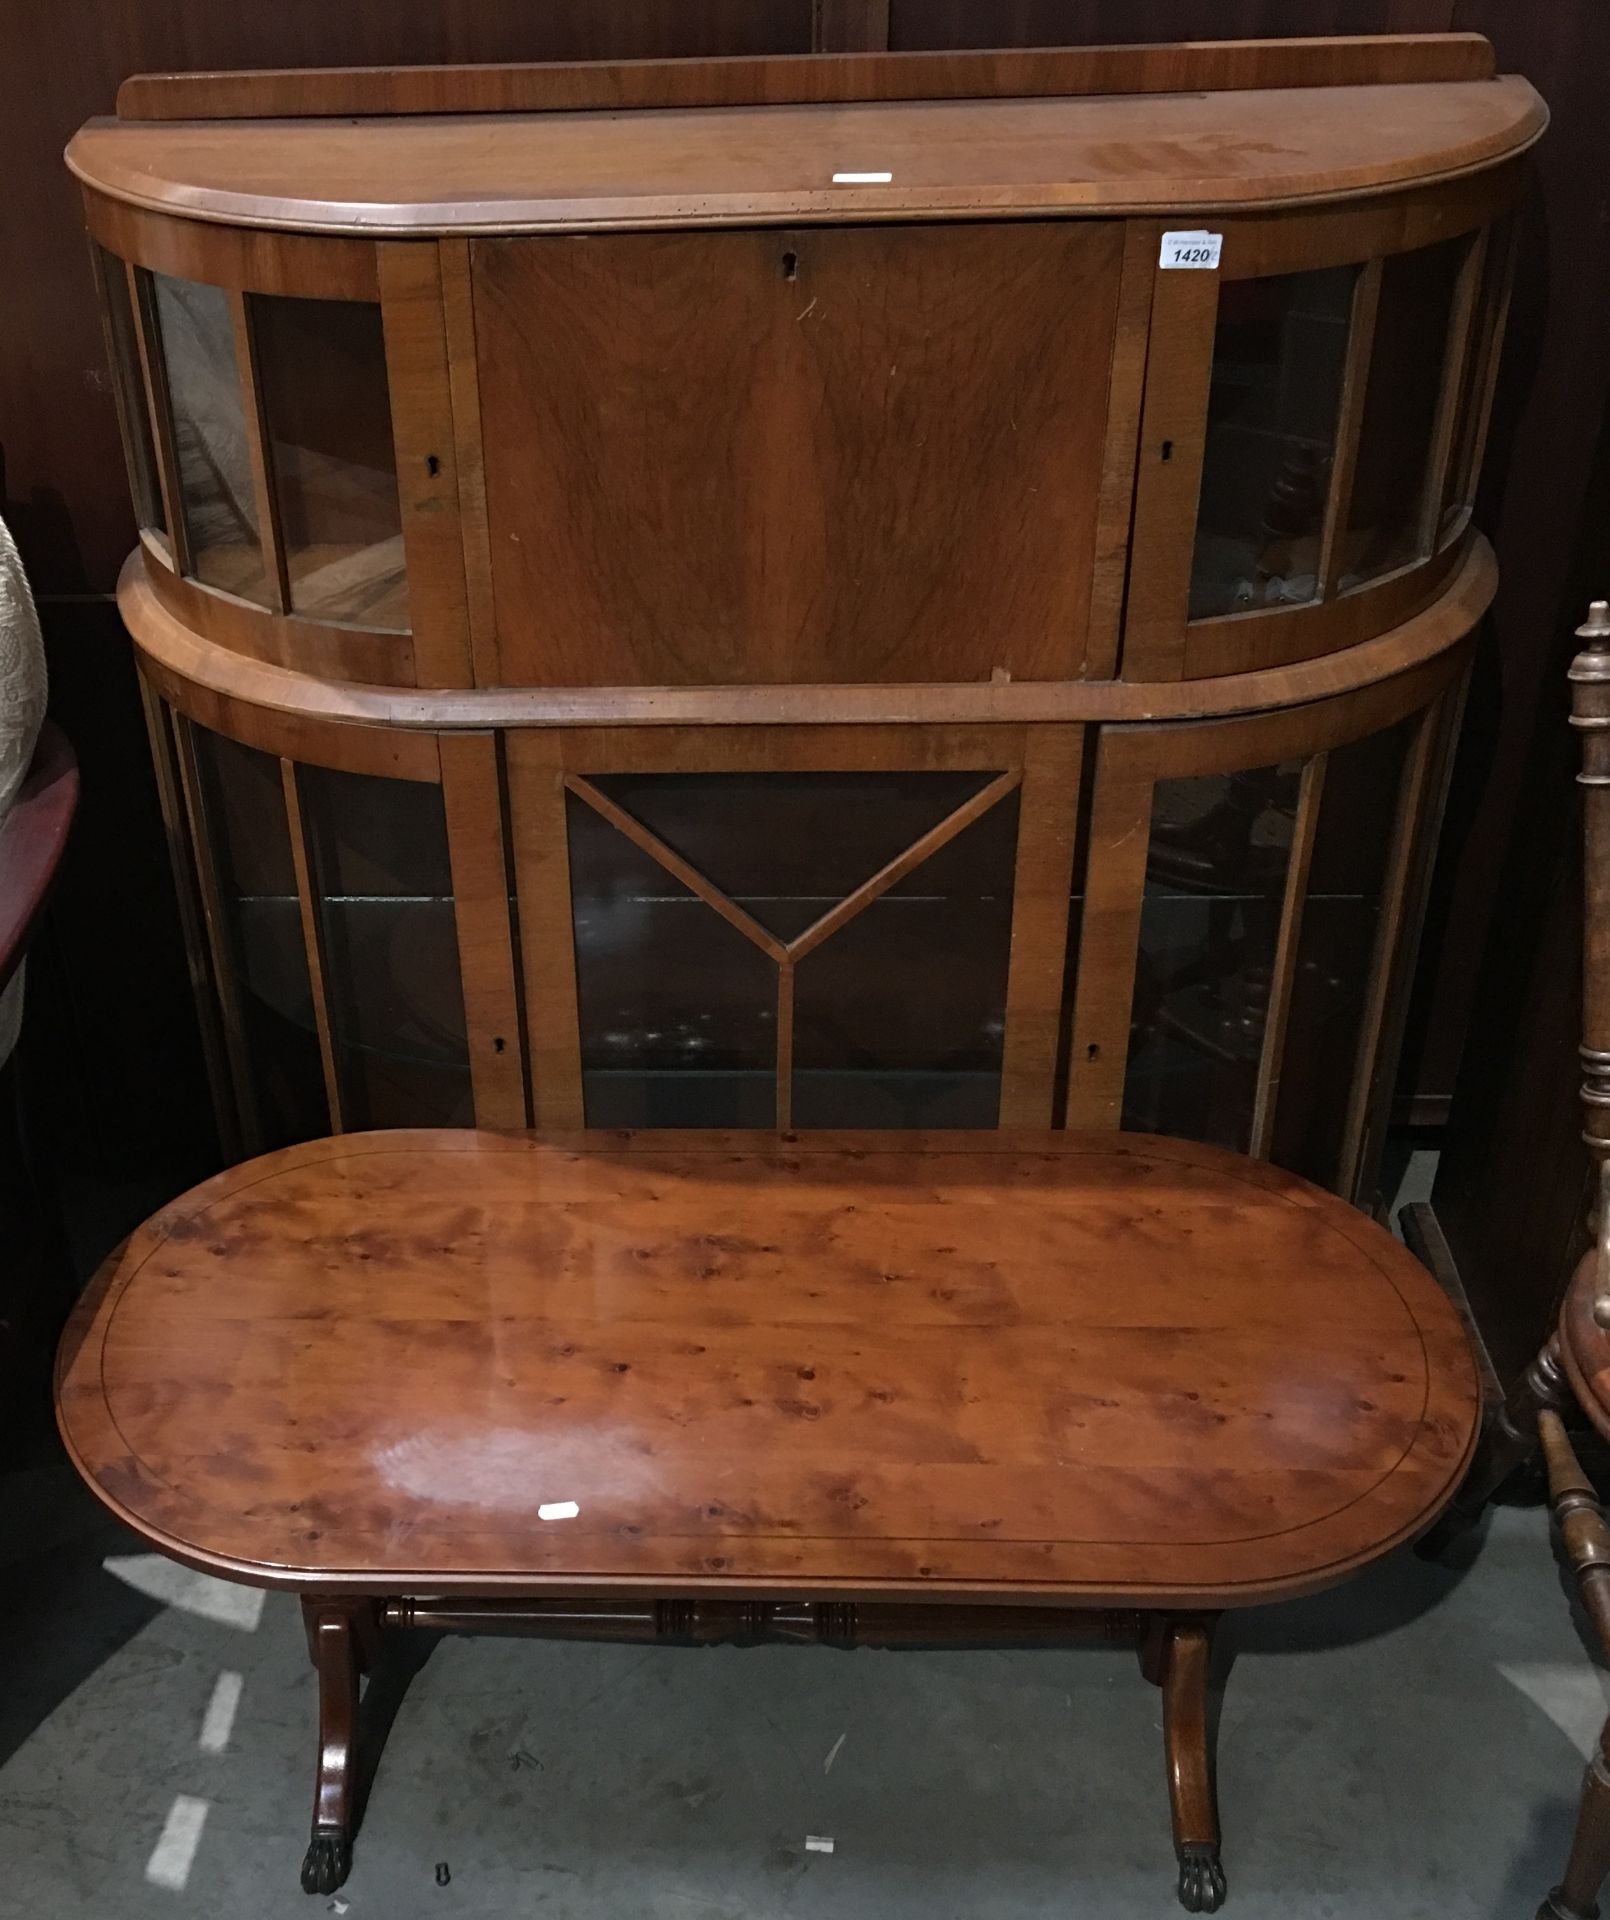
left=832, top=170, right=892, bottom=184
left=1160, top=230, right=1223, bottom=270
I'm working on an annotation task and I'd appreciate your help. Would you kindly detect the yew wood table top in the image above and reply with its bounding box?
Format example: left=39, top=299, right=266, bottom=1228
left=57, top=1130, right=1478, bottom=1608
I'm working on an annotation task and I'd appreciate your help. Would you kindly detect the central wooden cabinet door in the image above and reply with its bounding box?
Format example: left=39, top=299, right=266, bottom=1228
left=473, top=222, right=1124, bottom=687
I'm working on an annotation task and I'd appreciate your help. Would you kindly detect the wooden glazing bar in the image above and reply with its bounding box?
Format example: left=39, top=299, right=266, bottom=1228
left=1119, top=264, right=1221, bottom=680
left=1249, top=752, right=1328, bottom=1158
left=228, top=289, right=290, bottom=614
left=136, top=678, right=242, bottom=1164
left=775, top=960, right=795, bottom=1132
left=278, top=757, right=345, bottom=1133
left=171, top=714, right=263, bottom=1156
left=439, top=731, right=528, bottom=1129
left=1000, top=728, right=1085, bottom=1129
left=1317, top=256, right=1384, bottom=599
left=1454, top=217, right=1519, bottom=510
left=115, top=37, right=1500, bottom=121
left=505, top=735, right=584, bottom=1128
left=438, top=239, right=499, bottom=687
left=377, top=243, right=475, bottom=689
left=126, top=261, right=191, bottom=576
left=1062, top=743, right=1154, bottom=1129
left=1086, top=222, right=1160, bottom=681
left=785, top=768, right=1022, bottom=962
left=1417, top=228, right=1489, bottom=557
left=89, top=241, right=165, bottom=563
left=1360, top=673, right=1468, bottom=1202
left=564, top=773, right=788, bottom=962
left=1336, top=692, right=1445, bottom=1198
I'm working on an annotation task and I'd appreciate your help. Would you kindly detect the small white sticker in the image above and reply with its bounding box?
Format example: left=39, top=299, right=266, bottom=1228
left=537, top=1500, right=579, bottom=1520
left=805, top=1835, right=836, bottom=1854
left=1160, top=229, right=1223, bottom=270
left=832, top=170, right=892, bottom=185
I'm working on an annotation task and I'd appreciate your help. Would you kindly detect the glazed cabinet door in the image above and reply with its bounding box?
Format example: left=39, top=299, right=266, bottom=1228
left=471, top=222, right=1125, bottom=687
left=1121, top=182, right=1521, bottom=684
left=1065, top=664, right=1462, bottom=1202
left=504, top=725, right=1084, bottom=1130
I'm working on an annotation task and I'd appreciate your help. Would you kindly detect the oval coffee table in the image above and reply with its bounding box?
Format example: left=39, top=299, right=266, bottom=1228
left=56, top=1129, right=1479, bottom=1911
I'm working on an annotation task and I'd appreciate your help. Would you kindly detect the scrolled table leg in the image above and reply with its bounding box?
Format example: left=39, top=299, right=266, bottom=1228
left=298, top=1598, right=376, bottom=1896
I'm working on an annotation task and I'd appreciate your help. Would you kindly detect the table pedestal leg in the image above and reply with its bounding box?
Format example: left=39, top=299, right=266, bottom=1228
left=299, top=1598, right=375, bottom=1895
left=1163, top=1615, right=1227, bottom=1914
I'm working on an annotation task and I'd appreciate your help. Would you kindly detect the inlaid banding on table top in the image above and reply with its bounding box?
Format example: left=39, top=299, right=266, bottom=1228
left=57, top=1130, right=1479, bottom=1602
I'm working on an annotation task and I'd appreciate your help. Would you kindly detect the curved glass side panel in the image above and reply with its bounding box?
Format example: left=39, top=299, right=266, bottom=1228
left=96, top=247, right=164, bottom=541
left=189, top=729, right=328, bottom=1149
left=251, top=295, right=409, bottom=631
left=1339, top=237, right=1466, bottom=590
left=1121, top=761, right=1303, bottom=1151
left=1189, top=267, right=1356, bottom=621
left=1271, top=721, right=1413, bottom=1186
left=1441, top=222, right=1514, bottom=540
left=148, top=273, right=267, bottom=603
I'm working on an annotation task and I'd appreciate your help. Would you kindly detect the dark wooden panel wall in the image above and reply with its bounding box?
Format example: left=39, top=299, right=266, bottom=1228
left=888, top=3, right=1460, bottom=46
left=0, top=0, right=1601, bottom=1291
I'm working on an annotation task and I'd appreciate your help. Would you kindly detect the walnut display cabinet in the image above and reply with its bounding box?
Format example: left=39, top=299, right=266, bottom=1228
left=71, top=33, right=1543, bottom=1202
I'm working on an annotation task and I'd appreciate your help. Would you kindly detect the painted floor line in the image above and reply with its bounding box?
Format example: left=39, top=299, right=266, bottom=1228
left=145, top=1795, right=210, bottom=1892
left=198, top=1671, right=243, bottom=1755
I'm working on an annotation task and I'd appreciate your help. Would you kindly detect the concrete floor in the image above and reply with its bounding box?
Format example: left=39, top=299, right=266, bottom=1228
left=0, top=1457, right=1604, bottom=1920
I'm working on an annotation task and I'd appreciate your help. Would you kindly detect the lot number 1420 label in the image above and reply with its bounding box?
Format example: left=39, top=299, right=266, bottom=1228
left=1160, top=230, right=1223, bottom=270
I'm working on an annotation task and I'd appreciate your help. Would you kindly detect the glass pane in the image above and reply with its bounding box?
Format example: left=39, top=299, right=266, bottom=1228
left=252, top=296, right=409, bottom=631
left=1121, top=762, right=1303, bottom=1151
left=1189, top=266, right=1356, bottom=621
left=190, top=730, right=328, bottom=1150
left=148, top=272, right=267, bottom=603
left=793, top=795, right=1019, bottom=1128
left=97, top=248, right=164, bottom=538
left=567, top=772, right=1022, bottom=1129
left=587, top=771, right=998, bottom=942
left=568, top=792, right=776, bottom=1127
left=1271, top=721, right=1413, bottom=1187
left=1340, top=238, right=1467, bottom=590
left=301, top=767, right=472, bottom=1129
left=1441, top=223, right=1512, bottom=538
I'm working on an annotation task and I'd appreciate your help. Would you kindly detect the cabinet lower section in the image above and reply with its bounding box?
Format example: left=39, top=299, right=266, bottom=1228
left=141, top=624, right=1466, bottom=1208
